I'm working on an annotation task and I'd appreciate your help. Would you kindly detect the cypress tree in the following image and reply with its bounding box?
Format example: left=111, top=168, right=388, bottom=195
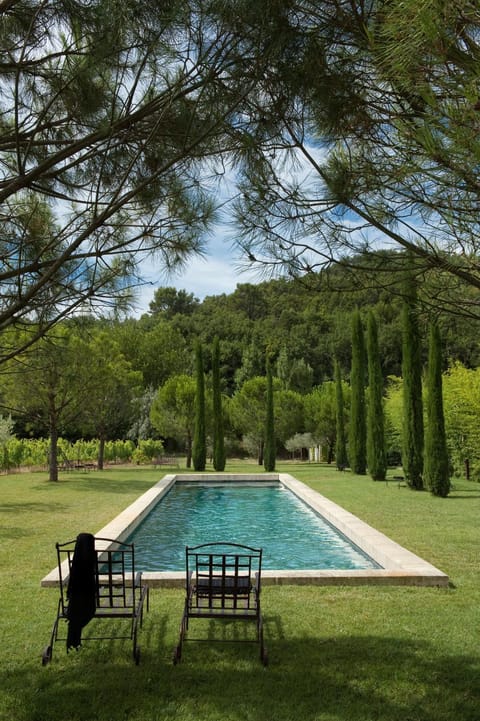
left=264, top=357, right=276, bottom=472
left=212, top=337, right=226, bottom=471
left=334, top=360, right=348, bottom=470
left=192, top=341, right=206, bottom=471
left=366, top=311, right=387, bottom=481
left=349, top=310, right=367, bottom=474
left=401, top=279, right=424, bottom=489
left=424, top=323, right=450, bottom=497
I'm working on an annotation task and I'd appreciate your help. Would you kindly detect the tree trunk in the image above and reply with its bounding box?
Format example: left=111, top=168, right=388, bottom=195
left=48, top=400, right=59, bottom=482
left=327, top=443, right=334, bottom=464
left=258, top=440, right=264, bottom=466
left=98, top=435, right=105, bottom=471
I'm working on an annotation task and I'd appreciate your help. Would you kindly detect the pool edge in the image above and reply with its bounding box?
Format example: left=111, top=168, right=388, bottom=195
left=41, top=472, right=449, bottom=588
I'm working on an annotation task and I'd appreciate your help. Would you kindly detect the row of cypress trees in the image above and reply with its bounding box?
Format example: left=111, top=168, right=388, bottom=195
left=192, top=338, right=226, bottom=472
left=192, top=339, right=275, bottom=473
left=193, top=304, right=450, bottom=496
left=402, top=287, right=450, bottom=497
left=347, top=309, right=387, bottom=481
left=338, top=298, right=450, bottom=497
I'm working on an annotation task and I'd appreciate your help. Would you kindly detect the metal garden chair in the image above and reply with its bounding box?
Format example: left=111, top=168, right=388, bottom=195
left=173, top=542, right=267, bottom=665
left=42, top=534, right=149, bottom=665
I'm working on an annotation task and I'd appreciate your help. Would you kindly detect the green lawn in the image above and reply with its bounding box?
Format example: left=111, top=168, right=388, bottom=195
left=1, top=462, right=479, bottom=721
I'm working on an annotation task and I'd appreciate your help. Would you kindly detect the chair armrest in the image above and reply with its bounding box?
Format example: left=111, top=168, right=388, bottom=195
left=134, top=571, right=143, bottom=588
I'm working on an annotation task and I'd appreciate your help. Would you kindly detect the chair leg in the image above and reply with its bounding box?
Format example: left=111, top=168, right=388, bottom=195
left=258, top=614, right=268, bottom=666
left=41, top=602, right=62, bottom=666
left=132, top=614, right=141, bottom=665
left=173, top=608, right=188, bottom=664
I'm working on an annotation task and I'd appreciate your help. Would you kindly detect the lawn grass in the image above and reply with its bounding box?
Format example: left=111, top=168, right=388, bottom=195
left=1, top=462, right=479, bottom=721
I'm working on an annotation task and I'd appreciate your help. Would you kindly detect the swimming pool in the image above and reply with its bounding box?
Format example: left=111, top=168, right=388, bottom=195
left=41, top=473, right=449, bottom=587
left=125, top=481, right=380, bottom=572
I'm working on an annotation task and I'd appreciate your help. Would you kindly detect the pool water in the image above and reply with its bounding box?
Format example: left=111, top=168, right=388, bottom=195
left=126, top=482, right=380, bottom=571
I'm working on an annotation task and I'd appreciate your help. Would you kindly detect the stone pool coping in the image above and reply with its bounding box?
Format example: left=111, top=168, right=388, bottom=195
left=41, top=473, right=449, bottom=588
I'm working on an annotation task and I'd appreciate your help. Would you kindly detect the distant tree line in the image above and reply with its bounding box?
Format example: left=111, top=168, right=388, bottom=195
left=0, top=263, right=476, bottom=491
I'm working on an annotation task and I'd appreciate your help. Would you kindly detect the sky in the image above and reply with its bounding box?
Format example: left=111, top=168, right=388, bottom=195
left=133, top=228, right=260, bottom=315
left=132, top=142, right=326, bottom=316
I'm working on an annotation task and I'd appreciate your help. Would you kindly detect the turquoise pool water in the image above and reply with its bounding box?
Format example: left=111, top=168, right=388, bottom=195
left=126, top=482, right=380, bottom=571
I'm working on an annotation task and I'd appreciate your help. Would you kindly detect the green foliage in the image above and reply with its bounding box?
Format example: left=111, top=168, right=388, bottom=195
left=424, top=323, right=450, bottom=497
left=148, top=287, right=200, bottom=319
left=2, top=1, right=287, bottom=349
left=285, top=432, right=314, bottom=459
left=276, top=345, right=313, bottom=393
left=127, top=387, right=158, bottom=442
left=274, top=389, right=305, bottom=443
left=0, top=415, right=14, bottom=471
left=131, top=439, right=164, bottom=465
left=4, top=263, right=480, bottom=473
left=0, top=437, right=140, bottom=468
left=2, top=326, right=89, bottom=480
left=264, top=358, right=276, bottom=472
left=349, top=311, right=367, bottom=474
left=366, top=312, right=387, bottom=481
left=401, top=281, right=424, bottom=489
left=4, top=437, right=25, bottom=470
left=192, top=341, right=207, bottom=471
left=104, top=440, right=136, bottom=464
left=305, top=381, right=339, bottom=464
left=384, top=376, right=404, bottom=463
left=226, top=1, right=480, bottom=322
left=150, top=374, right=196, bottom=466
left=228, top=376, right=270, bottom=461
left=67, top=439, right=99, bottom=462
left=75, top=330, right=143, bottom=454
left=442, top=363, right=480, bottom=477
left=212, top=337, right=226, bottom=471
left=114, top=319, right=190, bottom=389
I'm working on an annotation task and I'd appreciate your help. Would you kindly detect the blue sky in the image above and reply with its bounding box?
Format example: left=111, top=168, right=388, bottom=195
left=134, top=228, right=260, bottom=315
left=133, top=142, right=327, bottom=315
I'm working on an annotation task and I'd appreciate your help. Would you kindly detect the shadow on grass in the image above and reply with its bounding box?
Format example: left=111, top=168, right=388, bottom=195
left=0, top=501, right=69, bottom=541
left=5, top=629, right=480, bottom=721
left=447, top=494, right=480, bottom=499
left=33, top=474, right=156, bottom=496
left=0, top=501, right=67, bottom=514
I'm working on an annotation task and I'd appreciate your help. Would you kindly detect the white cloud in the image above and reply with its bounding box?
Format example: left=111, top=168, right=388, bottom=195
left=133, top=250, right=260, bottom=316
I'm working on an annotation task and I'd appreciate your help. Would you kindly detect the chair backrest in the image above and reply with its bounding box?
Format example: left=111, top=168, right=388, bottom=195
left=186, top=542, right=262, bottom=609
left=56, top=537, right=137, bottom=614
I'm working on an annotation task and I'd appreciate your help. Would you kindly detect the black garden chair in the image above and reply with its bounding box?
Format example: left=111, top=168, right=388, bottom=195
left=173, top=542, right=267, bottom=666
left=42, top=534, right=149, bottom=665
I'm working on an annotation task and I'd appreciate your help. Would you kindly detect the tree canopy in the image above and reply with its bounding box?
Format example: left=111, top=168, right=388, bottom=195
left=229, top=0, right=480, bottom=318
left=0, top=0, right=295, bottom=359
left=3, top=0, right=480, bottom=366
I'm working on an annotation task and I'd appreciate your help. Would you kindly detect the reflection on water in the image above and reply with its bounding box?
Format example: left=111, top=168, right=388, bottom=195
left=126, top=482, right=380, bottom=571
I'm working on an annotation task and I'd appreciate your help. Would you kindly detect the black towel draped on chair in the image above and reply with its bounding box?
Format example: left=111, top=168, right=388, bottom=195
left=66, top=532, right=96, bottom=651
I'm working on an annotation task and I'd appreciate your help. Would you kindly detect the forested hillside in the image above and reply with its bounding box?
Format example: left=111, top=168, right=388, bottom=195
left=131, top=267, right=480, bottom=391
left=1, top=257, right=480, bottom=478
